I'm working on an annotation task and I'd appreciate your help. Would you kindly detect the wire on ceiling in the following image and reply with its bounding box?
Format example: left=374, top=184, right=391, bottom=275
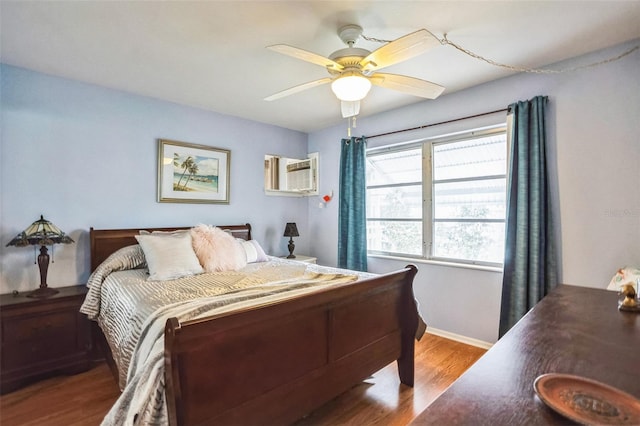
left=361, top=30, right=639, bottom=74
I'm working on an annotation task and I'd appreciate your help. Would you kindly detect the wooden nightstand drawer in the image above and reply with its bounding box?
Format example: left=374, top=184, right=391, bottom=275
left=0, top=286, right=92, bottom=394
left=3, top=310, right=75, bottom=343
left=2, top=311, right=80, bottom=370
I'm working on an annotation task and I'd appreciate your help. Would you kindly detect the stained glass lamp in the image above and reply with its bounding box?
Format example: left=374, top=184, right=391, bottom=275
left=6, top=215, right=74, bottom=298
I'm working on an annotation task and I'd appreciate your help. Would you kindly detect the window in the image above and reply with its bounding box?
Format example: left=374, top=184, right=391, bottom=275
left=366, top=126, right=507, bottom=267
left=366, top=147, right=423, bottom=256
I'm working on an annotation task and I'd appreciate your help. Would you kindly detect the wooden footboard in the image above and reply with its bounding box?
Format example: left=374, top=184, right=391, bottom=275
left=164, top=265, right=419, bottom=426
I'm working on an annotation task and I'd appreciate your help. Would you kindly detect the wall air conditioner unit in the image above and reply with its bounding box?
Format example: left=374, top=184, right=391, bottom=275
left=285, top=158, right=313, bottom=192
left=264, top=152, right=318, bottom=196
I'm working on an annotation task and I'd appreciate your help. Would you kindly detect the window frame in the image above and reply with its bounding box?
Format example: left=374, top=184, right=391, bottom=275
left=366, top=125, right=508, bottom=268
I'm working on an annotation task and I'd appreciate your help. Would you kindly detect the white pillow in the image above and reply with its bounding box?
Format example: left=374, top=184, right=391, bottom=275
left=191, top=224, right=247, bottom=272
left=135, top=232, right=203, bottom=281
left=238, top=239, right=268, bottom=263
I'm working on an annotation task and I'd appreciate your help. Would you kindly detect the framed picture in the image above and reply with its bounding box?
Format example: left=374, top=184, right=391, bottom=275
left=157, top=139, right=230, bottom=204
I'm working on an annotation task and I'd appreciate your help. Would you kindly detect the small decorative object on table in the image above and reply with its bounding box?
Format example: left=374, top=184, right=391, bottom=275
left=534, top=373, right=640, bottom=425
left=5, top=215, right=74, bottom=298
left=618, top=282, right=640, bottom=312
left=283, top=222, right=299, bottom=259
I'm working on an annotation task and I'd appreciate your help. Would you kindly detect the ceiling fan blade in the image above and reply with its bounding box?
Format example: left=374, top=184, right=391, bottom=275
left=264, top=77, right=332, bottom=101
left=370, top=73, right=445, bottom=99
left=267, top=45, right=344, bottom=71
left=360, top=29, right=439, bottom=72
left=341, top=100, right=360, bottom=118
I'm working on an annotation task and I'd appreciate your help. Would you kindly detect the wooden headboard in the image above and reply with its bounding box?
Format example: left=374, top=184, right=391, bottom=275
left=89, top=223, right=252, bottom=272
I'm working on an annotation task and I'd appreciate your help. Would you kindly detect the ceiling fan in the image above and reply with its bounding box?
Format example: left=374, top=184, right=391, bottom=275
left=264, top=24, right=445, bottom=118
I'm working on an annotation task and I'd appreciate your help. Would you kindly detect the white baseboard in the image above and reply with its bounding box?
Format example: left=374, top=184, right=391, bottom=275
left=425, top=327, right=494, bottom=350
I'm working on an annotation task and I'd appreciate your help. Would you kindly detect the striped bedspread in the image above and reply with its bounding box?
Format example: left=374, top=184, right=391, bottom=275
left=101, top=271, right=362, bottom=425
left=80, top=254, right=374, bottom=425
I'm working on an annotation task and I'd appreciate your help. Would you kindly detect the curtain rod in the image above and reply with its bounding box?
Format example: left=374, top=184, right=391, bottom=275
left=358, top=108, right=508, bottom=141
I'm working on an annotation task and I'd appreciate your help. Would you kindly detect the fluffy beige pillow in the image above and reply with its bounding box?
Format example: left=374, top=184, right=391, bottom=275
left=134, top=232, right=203, bottom=281
left=191, top=224, right=247, bottom=272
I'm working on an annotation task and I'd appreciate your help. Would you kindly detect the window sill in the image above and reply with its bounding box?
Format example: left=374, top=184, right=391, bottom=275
left=367, top=254, right=503, bottom=273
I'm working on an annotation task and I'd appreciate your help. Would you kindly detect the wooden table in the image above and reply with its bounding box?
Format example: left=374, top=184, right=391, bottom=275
left=411, top=284, right=640, bottom=425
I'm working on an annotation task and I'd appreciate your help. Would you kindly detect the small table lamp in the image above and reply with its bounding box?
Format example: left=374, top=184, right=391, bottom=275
left=6, top=215, right=74, bottom=298
left=283, top=222, right=299, bottom=259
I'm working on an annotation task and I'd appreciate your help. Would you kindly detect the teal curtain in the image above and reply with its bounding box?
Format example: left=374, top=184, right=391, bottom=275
left=338, top=136, right=368, bottom=271
left=499, top=96, right=558, bottom=337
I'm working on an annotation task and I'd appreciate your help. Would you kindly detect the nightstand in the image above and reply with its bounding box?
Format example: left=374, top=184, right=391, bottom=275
left=281, top=255, right=317, bottom=264
left=0, top=285, right=92, bottom=394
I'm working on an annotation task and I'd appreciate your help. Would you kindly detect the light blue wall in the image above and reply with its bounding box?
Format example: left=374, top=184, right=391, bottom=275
left=2, top=40, right=638, bottom=344
left=1, top=65, right=310, bottom=293
left=308, top=40, right=640, bottom=343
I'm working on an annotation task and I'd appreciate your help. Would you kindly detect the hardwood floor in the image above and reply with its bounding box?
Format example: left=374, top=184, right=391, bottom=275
left=0, top=363, right=120, bottom=426
left=0, top=333, right=486, bottom=425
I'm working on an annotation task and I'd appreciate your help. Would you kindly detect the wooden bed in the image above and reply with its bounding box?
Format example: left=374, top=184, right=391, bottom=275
left=89, top=223, right=420, bottom=426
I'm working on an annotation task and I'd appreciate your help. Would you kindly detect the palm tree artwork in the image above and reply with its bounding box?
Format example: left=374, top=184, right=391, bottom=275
left=175, top=156, right=194, bottom=190
left=172, top=153, right=219, bottom=193
left=182, top=163, right=199, bottom=189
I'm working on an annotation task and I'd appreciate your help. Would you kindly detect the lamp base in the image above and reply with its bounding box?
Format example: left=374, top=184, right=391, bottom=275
left=27, top=286, right=59, bottom=299
left=287, top=238, right=296, bottom=259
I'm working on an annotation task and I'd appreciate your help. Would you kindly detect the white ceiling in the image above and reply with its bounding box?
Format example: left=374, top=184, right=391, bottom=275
left=1, top=1, right=639, bottom=133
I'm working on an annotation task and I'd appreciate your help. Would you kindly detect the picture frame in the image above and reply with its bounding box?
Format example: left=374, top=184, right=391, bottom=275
left=157, top=139, right=230, bottom=204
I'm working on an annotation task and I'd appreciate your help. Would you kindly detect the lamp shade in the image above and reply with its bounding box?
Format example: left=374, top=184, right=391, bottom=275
left=331, top=73, right=372, bottom=102
left=6, top=215, right=74, bottom=247
left=283, top=222, right=299, bottom=238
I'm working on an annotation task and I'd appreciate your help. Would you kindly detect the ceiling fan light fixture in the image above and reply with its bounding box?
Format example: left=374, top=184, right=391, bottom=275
left=331, top=73, right=371, bottom=102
